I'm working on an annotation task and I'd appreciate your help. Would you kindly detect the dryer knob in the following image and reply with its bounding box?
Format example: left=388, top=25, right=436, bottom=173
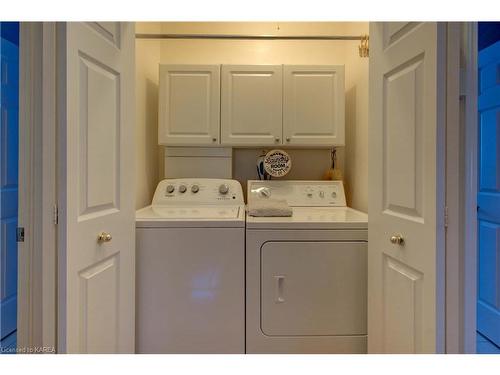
left=166, top=185, right=175, bottom=194
left=260, top=188, right=271, bottom=198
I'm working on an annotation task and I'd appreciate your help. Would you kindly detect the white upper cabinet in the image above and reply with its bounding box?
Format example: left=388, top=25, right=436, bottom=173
left=283, top=65, right=345, bottom=146
left=158, top=64, right=345, bottom=147
left=221, top=65, right=283, bottom=146
left=158, top=65, right=220, bottom=145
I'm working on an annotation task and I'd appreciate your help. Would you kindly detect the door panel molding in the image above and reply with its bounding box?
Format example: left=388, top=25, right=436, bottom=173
left=78, top=254, right=119, bottom=353
left=382, top=53, right=425, bottom=222
left=85, top=22, right=121, bottom=49
left=383, top=22, right=422, bottom=50
left=382, top=255, right=423, bottom=353
left=77, top=52, right=121, bottom=220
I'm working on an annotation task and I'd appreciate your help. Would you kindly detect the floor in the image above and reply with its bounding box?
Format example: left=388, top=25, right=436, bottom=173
left=477, top=332, right=500, bottom=354
left=1, top=330, right=499, bottom=354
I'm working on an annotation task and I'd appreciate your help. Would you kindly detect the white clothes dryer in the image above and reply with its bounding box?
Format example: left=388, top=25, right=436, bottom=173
left=136, top=178, right=245, bottom=353
left=246, top=180, right=368, bottom=353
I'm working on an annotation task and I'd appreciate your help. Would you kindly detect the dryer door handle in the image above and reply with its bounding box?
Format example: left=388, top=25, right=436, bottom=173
left=274, top=275, right=285, bottom=303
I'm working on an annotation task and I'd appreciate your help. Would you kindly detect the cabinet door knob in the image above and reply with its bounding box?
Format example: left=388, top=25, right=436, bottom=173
left=97, top=232, right=112, bottom=243
left=286, top=137, right=291, bottom=142
left=275, top=137, right=280, bottom=143
left=212, top=137, right=217, bottom=142
left=390, top=234, right=404, bottom=245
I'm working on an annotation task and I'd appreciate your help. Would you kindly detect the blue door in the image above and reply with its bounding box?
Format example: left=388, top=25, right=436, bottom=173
left=477, top=38, right=500, bottom=347
left=0, top=22, right=19, bottom=351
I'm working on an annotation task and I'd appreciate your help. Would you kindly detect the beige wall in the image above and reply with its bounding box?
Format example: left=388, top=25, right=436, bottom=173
left=135, top=36, right=161, bottom=208
left=159, top=22, right=364, bottom=36
left=343, top=23, right=369, bottom=212
left=158, top=25, right=363, bottom=66
left=136, top=22, right=369, bottom=212
left=233, top=148, right=344, bottom=198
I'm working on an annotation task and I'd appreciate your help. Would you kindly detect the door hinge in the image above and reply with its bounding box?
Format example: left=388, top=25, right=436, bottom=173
left=16, top=227, right=25, bottom=242
left=444, top=206, right=449, bottom=229
left=53, top=204, right=58, bottom=225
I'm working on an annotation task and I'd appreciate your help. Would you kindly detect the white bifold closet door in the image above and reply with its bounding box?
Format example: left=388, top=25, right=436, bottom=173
left=57, top=22, right=136, bottom=353
left=368, top=22, right=446, bottom=353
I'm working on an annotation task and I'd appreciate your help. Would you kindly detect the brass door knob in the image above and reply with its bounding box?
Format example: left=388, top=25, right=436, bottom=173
left=97, top=232, right=112, bottom=243
left=390, top=234, right=404, bottom=245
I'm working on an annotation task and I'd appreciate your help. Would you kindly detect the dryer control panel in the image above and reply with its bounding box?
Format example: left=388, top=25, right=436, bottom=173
left=248, top=180, right=347, bottom=207
left=152, top=178, right=244, bottom=206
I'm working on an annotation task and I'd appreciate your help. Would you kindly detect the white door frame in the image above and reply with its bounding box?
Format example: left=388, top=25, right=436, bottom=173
left=444, top=22, right=478, bottom=354
left=17, top=22, right=57, bottom=352
left=444, top=22, right=462, bottom=353
left=461, top=22, right=478, bottom=354
left=462, top=22, right=479, bottom=353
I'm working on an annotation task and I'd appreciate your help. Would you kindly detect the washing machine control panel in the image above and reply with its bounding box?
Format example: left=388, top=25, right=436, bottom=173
left=152, top=178, right=244, bottom=205
left=248, top=180, right=347, bottom=207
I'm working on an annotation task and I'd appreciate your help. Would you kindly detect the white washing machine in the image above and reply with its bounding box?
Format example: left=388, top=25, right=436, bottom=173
left=136, top=178, right=245, bottom=353
left=246, top=180, right=368, bottom=353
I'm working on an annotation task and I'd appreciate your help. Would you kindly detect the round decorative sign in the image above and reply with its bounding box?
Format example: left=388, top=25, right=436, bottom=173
left=263, top=149, right=292, bottom=178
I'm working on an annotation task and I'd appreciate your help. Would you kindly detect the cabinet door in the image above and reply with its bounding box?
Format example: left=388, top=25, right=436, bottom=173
left=283, top=65, right=345, bottom=146
left=158, top=65, right=220, bottom=145
left=221, top=65, right=282, bottom=146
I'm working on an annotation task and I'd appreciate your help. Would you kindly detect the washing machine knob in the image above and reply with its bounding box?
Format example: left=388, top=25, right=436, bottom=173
left=178, top=185, right=187, bottom=193
left=166, top=185, right=175, bottom=194
left=219, top=184, right=229, bottom=195
left=191, top=184, right=200, bottom=193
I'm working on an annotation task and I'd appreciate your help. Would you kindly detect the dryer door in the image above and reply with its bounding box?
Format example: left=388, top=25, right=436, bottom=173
left=261, top=241, right=367, bottom=336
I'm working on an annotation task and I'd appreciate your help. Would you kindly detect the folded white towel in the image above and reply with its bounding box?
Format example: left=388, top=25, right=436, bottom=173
left=247, top=199, right=293, bottom=217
